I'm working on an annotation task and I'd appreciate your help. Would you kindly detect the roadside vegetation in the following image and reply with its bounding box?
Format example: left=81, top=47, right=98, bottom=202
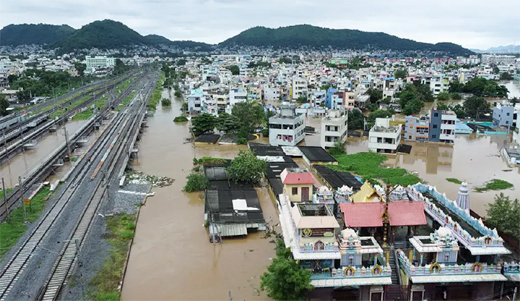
left=475, top=179, right=514, bottom=192
left=161, top=98, right=171, bottom=107
left=446, top=178, right=463, bottom=184
left=88, top=213, right=136, bottom=301
left=329, top=152, right=421, bottom=186
left=184, top=173, right=209, bottom=192
left=0, top=186, right=51, bottom=259
left=148, top=73, right=165, bottom=111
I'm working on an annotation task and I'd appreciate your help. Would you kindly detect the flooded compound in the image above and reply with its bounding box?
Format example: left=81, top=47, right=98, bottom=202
left=0, top=120, right=95, bottom=188
left=122, top=91, right=278, bottom=300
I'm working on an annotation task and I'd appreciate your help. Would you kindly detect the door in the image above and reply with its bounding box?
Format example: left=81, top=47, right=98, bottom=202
left=301, top=187, right=310, bottom=202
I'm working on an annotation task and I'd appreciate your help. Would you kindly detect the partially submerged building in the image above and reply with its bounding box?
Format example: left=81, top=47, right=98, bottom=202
left=268, top=103, right=306, bottom=146
left=368, top=118, right=401, bottom=154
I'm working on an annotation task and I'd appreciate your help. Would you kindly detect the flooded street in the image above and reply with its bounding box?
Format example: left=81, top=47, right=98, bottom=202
left=0, top=120, right=92, bottom=188
left=122, top=91, right=277, bottom=300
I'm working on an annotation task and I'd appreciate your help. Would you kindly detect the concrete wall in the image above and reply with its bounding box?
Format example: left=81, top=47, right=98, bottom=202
left=284, top=184, right=313, bottom=203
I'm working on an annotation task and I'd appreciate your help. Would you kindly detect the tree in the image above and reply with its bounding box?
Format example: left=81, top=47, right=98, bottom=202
left=113, top=59, right=130, bottom=75
left=450, top=93, right=462, bottom=100
left=403, top=98, right=424, bottom=115
left=226, top=150, right=266, bottom=184
left=486, top=193, right=520, bottom=242
left=183, top=173, right=209, bottom=192
left=227, top=65, right=240, bottom=75
left=367, top=110, right=392, bottom=126
left=437, top=91, right=450, bottom=101
left=177, top=59, right=187, bottom=66
left=394, top=69, right=408, bottom=79
left=191, top=113, right=216, bottom=136
left=174, top=90, right=182, bottom=98
left=348, top=109, right=365, bottom=130
left=0, top=94, right=10, bottom=116
left=296, top=95, right=308, bottom=103
left=216, top=112, right=240, bottom=133
left=74, top=62, right=86, bottom=76
left=161, top=98, right=171, bottom=107
left=463, top=96, right=489, bottom=119
left=367, top=88, right=383, bottom=103
left=260, top=239, right=313, bottom=301
left=450, top=104, right=466, bottom=118
left=231, top=101, right=265, bottom=138
left=499, top=72, right=513, bottom=80
left=329, top=140, right=346, bottom=156
left=492, top=65, right=500, bottom=75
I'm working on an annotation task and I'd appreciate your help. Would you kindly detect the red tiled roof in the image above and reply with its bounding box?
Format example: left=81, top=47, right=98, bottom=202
left=340, top=202, right=385, bottom=228
left=388, top=201, right=426, bottom=226
left=282, top=173, right=315, bottom=185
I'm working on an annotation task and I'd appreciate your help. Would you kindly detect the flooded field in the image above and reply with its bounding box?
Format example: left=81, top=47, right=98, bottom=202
left=0, top=120, right=94, bottom=188
left=122, top=92, right=277, bottom=300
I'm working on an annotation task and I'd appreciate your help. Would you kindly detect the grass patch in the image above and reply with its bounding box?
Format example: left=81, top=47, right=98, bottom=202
left=329, top=152, right=422, bottom=186
left=88, top=213, right=136, bottom=301
left=197, top=157, right=228, bottom=166
left=446, top=178, right=462, bottom=184
left=0, top=186, right=51, bottom=259
left=183, top=173, right=209, bottom=192
left=71, top=109, right=94, bottom=121
left=475, top=179, right=514, bottom=192
left=147, top=73, right=165, bottom=112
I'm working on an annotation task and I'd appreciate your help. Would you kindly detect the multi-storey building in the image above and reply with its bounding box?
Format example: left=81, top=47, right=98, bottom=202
left=368, top=118, right=401, bottom=154
left=430, top=109, right=456, bottom=144
left=268, top=104, right=305, bottom=146
left=291, top=77, right=308, bottom=100
left=187, top=89, right=204, bottom=115
left=85, top=56, right=116, bottom=72
left=263, top=86, right=281, bottom=101
left=405, top=116, right=430, bottom=142
left=320, top=109, right=348, bottom=148
left=493, top=102, right=517, bottom=128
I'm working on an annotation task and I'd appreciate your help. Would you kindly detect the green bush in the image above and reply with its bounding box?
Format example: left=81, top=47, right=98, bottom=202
left=475, top=179, right=513, bottom=192
left=184, top=173, right=209, bottom=192
left=450, top=93, right=462, bottom=100
left=446, top=178, right=462, bottom=184
left=237, top=137, right=248, bottom=145
left=119, top=229, right=135, bottom=240
left=261, top=128, right=269, bottom=137
left=161, top=98, right=172, bottom=106
left=174, top=116, right=188, bottom=123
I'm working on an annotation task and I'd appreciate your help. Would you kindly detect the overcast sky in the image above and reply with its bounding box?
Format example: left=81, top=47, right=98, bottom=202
left=2, top=0, right=519, bottom=49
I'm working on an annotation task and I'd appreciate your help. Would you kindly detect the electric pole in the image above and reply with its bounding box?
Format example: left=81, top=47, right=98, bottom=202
left=19, top=176, right=27, bottom=224
left=2, top=178, right=9, bottom=221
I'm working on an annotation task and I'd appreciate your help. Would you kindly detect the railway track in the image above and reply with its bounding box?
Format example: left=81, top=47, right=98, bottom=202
left=0, top=73, right=151, bottom=223
left=0, top=73, right=158, bottom=301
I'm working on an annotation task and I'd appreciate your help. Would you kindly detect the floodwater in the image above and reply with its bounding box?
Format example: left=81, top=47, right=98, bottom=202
left=0, top=120, right=95, bottom=189
left=122, top=91, right=277, bottom=301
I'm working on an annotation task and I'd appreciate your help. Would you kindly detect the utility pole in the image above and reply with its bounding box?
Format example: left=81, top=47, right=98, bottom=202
left=19, top=176, right=27, bottom=224
left=64, top=126, right=71, bottom=160
left=2, top=178, right=9, bottom=221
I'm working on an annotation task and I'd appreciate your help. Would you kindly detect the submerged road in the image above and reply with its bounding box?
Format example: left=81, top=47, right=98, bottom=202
left=0, top=71, right=159, bottom=300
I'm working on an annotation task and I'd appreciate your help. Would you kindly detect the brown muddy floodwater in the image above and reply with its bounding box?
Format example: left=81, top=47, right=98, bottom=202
left=0, top=120, right=95, bottom=188
left=122, top=91, right=278, bottom=301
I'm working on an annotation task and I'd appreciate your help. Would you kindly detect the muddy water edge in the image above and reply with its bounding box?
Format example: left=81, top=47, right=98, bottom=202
left=121, top=90, right=278, bottom=300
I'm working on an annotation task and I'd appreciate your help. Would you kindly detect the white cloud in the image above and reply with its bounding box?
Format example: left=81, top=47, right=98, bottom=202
left=1, top=0, right=519, bottom=49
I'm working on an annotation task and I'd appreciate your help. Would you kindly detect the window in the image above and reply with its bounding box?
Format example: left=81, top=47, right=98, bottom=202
left=292, top=187, right=298, bottom=195
left=432, top=134, right=437, bottom=138
left=434, top=112, right=439, bottom=117
left=433, top=124, right=438, bottom=129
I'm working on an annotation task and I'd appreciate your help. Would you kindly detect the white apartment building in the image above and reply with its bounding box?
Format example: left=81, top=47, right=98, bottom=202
left=229, top=88, right=248, bottom=106
left=269, top=104, right=306, bottom=146
left=291, top=77, right=308, bottom=100
left=427, top=76, right=449, bottom=95
left=264, top=86, right=281, bottom=101
left=368, top=118, right=401, bottom=154
left=320, top=109, right=348, bottom=148
left=85, top=56, right=116, bottom=71
left=187, top=89, right=204, bottom=115
left=440, top=111, right=456, bottom=144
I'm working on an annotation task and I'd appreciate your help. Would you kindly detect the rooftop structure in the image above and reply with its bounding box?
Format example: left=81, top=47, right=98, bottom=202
left=268, top=104, right=306, bottom=146
left=368, top=118, right=401, bottom=154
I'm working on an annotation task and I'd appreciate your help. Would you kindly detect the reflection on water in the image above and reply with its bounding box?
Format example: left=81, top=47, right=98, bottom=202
left=0, top=120, right=90, bottom=188
left=122, top=90, right=276, bottom=300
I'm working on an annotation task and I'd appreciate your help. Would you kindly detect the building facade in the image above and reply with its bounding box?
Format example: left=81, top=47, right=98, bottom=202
left=268, top=104, right=306, bottom=146
left=368, top=118, right=401, bottom=154
left=321, top=109, right=348, bottom=148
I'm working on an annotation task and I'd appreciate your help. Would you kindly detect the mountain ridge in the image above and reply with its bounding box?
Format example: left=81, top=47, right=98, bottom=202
left=0, top=24, right=75, bottom=46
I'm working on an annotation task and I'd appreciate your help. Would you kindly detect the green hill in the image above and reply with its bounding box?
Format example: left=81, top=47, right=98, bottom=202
left=219, top=25, right=473, bottom=55
left=0, top=24, right=75, bottom=46
left=143, top=34, right=172, bottom=45
left=56, top=20, right=147, bottom=52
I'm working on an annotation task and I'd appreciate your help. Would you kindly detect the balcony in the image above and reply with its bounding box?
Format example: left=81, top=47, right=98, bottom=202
left=309, top=264, right=392, bottom=287
left=397, top=250, right=506, bottom=283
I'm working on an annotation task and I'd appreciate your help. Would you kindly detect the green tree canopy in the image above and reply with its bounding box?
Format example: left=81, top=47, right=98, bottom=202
left=367, top=110, right=392, bottom=126
left=394, top=69, right=408, bottom=79
left=348, top=109, right=365, bottom=130
left=463, top=96, right=489, bottom=119
left=191, top=113, right=216, bottom=136
left=216, top=112, right=240, bottom=133
left=227, top=65, right=240, bottom=75
left=486, top=193, right=520, bottom=242
left=499, top=72, right=513, bottom=80
left=260, top=239, right=313, bottom=301
left=367, top=88, right=383, bottom=102
left=450, top=78, right=508, bottom=98
left=226, top=150, right=266, bottom=184
left=0, top=94, right=10, bottom=116
left=450, top=93, right=462, bottom=100
left=437, top=91, right=450, bottom=101
left=231, top=100, right=265, bottom=137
